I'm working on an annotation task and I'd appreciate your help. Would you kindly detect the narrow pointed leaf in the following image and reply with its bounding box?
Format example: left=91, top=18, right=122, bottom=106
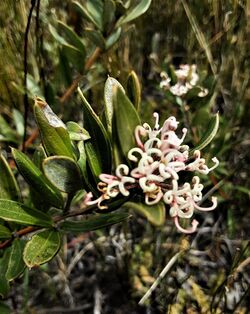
left=86, top=0, right=103, bottom=30
left=113, top=86, right=141, bottom=159
left=62, top=44, right=84, bottom=72
left=34, top=97, right=74, bottom=159
left=126, top=71, right=141, bottom=111
left=103, top=0, right=115, bottom=31
left=105, top=27, right=122, bottom=49
left=0, top=200, right=53, bottom=227
left=0, top=154, right=20, bottom=201
left=104, top=77, right=125, bottom=135
left=72, top=1, right=101, bottom=30
left=116, top=0, right=152, bottom=27
left=12, top=148, right=63, bottom=209
left=13, top=109, right=24, bottom=137
left=60, top=212, right=130, bottom=233
left=57, top=21, right=86, bottom=54
left=43, top=156, right=83, bottom=193
left=123, top=200, right=165, bottom=226
left=0, top=225, right=11, bottom=239
left=84, top=28, right=105, bottom=50
left=23, top=230, right=61, bottom=268
left=78, top=87, right=112, bottom=180
left=190, top=112, right=219, bottom=153
left=6, top=239, right=26, bottom=281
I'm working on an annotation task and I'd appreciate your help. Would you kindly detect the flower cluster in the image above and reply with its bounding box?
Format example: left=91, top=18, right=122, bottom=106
left=160, top=64, right=208, bottom=97
left=86, top=113, right=219, bottom=234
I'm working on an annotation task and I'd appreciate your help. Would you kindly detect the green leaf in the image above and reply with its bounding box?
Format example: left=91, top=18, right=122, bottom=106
left=62, top=44, right=84, bottom=72
left=57, top=21, right=86, bottom=54
left=34, top=97, right=75, bottom=159
left=77, top=141, right=97, bottom=195
left=66, top=121, right=90, bottom=141
left=0, top=199, right=53, bottom=227
left=0, top=225, right=11, bottom=239
left=103, top=0, right=115, bottom=31
left=60, top=212, right=130, bottom=233
left=86, top=0, right=103, bottom=30
left=190, top=112, right=219, bottom=153
left=6, top=239, right=26, bottom=281
left=43, top=156, right=83, bottom=193
left=0, top=153, right=20, bottom=201
left=12, top=148, right=63, bottom=209
left=105, top=27, right=122, bottom=49
left=23, top=229, right=61, bottom=268
left=13, top=109, right=24, bottom=137
left=72, top=1, right=102, bottom=30
left=84, top=28, right=105, bottom=50
left=126, top=70, right=141, bottom=111
left=0, top=250, right=10, bottom=298
left=123, top=199, right=165, bottom=226
left=0, top=302, right=11, bottom=314
left=104, top=77, right=125, bottom=135
left=32, top=145, right=47, bottom=170
left=0, top=115, right=18, bottom=143
left=116, top=0, right=152, bottom=27
left=113, top=86, right=141, bottom=159
left=49, top=24, right=68, bottom=45
left=78, top=87, right=112, bottom=181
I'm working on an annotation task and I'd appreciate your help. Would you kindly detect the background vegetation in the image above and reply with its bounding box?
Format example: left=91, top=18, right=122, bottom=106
left=0, top=0, right=249, bottom=313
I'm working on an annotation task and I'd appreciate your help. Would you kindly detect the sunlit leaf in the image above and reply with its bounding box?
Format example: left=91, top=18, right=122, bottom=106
left=113, top=86, right=141, bottom=159
left=0, top=199, right=53, bottom=227
left=34, top=97, right=75, bottom=159
left=43, top=156, right=83, bottom=193
left=116, top=0, right=152, bottom=27
left=66, top=121, right=90, bottom=141
left=104, top=77, right=125, bottom=135
left=126, top=71, right=141, bottom=111
left=23, top=229, right=61, bottom=268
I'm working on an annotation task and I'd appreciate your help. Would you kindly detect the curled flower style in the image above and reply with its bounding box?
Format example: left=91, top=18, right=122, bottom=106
left=160, top=64, right=208, bottom=98
left=86, top=113, right=219, bottom=233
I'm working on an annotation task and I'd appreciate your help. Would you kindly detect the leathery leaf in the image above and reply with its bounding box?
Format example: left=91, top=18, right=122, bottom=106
left=12, top=148, right=63, bottom=209
left=34, top=97, right=74, bottom=159
left=23, top=229, right=61, bottom=268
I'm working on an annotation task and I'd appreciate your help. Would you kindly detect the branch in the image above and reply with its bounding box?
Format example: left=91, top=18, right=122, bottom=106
left=0, top=203, right=96, bottom=250
left=59, top=47, right=102, bottom=104
left=22, top=0, right=37, bottom=152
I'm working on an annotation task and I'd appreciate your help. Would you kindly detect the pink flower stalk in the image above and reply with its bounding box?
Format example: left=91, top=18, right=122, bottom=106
left=86, top=113, right=219, bottom=233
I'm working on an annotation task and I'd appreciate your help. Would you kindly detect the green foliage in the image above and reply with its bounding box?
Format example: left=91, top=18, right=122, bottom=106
left=0, top=0, right=249, bottom=311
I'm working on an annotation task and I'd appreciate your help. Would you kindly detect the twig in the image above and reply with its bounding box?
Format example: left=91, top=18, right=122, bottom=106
left=59, top=47, right=101, bottom=104
left=22, top=0, right=37, bottom=152
left=138, top=250, right=184, bottom=305
left=0, top=203, right=96, bottom=250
